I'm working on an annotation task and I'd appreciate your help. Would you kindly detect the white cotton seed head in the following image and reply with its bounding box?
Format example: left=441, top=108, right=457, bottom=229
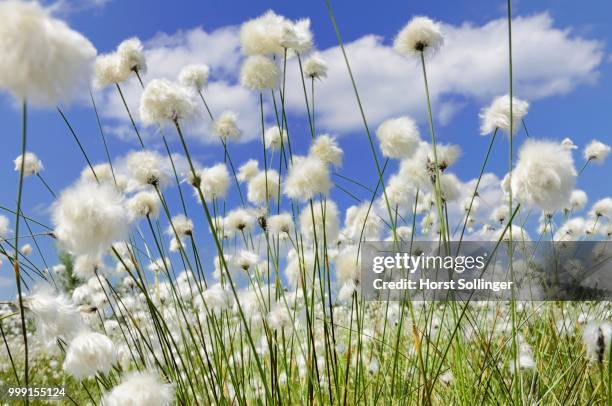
left=382, top=174, right=416, bottom=213
left=304, top=53, right=328, bottom=79
left=127, top=191, right=160, bottom=219
left=344, top=203, right=382, bottom=241
left=14, top=152, right=43, bottom=176
left=394, top=16, right=444, bottom=58
left=240, top=10, right=286, bottom=56
left=240, top=55, right=279, bottom=90
left=299, top=200, right=340, bottom=243
left=225, top=208, right=255, bottom=235
left=248, top=170, right=281, bottom=204
left=566, top=190, right=588, bottom=212
left=23, top=286, right=83, bottom=342
left=73, top=254, right=103, bottom=279
left=554, top=217, right=586, bottom=241
left=233, top=250, right=259, bottom=271
left=511, top=139, right=576, bottom=212
left=309, top=134, right=343, bottom=167
left=139, top=79, right=197, bottom=125
left=63, top=331, right=116, bottom=380
left=584, top=140, right=611, bottom=164
left=267, top=304, right=292, bottom=330
left=280, top=18, right=313, bottom=54
left=169, top=214, right=194, bottom=237
left=591, top=198, right=612, bottom=220
left=480, top=95, right=529, bottom=135
left=237, top=159, right=259, bottom=182
left=116, top=37, right=147, bottom=75
left=494, top=225, right=530, bottom=242
left=376, top=117, right=421, bottom=159
left=212, top=111, right=242, bottom=141
left=284, top=155, right=332, bottom=200
left=430, top=144, right=461, bottom=170
left=337, top=280, right=357, bottom=303
left=126, top=150, right=169, bottom=188
left=94, top=53, right=129, bottom=87
left=52, top=182, right=129, bottom=256
left=335, top=245, right=360, bottom=285
left=0, top=1, right=96, bottom=106
left=268, top=213, right=294, bottom=237
left=20, top=243, right=32, bottom=256
left=102, top=370, right=174, bottom=406
left=583, top=321, right=612, bottom=363
left=264, top=126, right=288, bottom=150
left=178, top=64, right=209, bottom=92
left=81, top=163, right=114, bottom=184
left=198, top=163, right=230, bottom=200
left=439, top=173, right=461, bottom=202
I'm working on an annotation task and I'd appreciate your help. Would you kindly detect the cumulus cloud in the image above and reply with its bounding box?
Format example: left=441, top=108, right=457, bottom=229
left=96, top=12, right=603, bottom=144
left=284, top=12, right=603, bottom=133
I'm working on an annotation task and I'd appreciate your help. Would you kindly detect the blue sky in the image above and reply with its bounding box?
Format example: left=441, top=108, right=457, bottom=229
left=1, top=0, right=610, bottom=295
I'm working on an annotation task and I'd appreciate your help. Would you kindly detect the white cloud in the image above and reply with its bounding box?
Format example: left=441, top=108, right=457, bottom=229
left=97, top=12, right=603, bottom=145
left=283, top=12, right=603, bottom=134
left=48, top=0, right=111, bottom=15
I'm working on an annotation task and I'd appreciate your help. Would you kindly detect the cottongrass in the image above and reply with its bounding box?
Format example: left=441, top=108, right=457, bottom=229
left=1, top=4, right=611, bottom=406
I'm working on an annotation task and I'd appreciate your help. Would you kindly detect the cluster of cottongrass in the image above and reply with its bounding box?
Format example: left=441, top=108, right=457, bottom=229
left=0, top=2, right=611, bottom=405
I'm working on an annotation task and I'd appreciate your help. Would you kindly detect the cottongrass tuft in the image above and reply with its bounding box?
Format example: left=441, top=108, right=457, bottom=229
left=240, top=55, right=280, bottom=90
left=139, top=79, right=197, bottom=126
left=309, top=134, right=343, bottom=167
left=0, top=0, right=96, bottom=106
left=511, top=139, right=576, bottom=212
left=116, top=37, right=147, bottom=75
left=480, top=95, right=529, bottom=135
left=264, top=126, right=288, bottom=150
left=303, top=53, right=328, bottom=79
left=52, top=181, right=130, bottom=256
left=284, top=155, right=332, bottom=200
left=394, top=16, right=444, bottom=57
left=63, top=331, right=116, bottom=380
left=13, top=152, right=43, bottom=176
left=212, top=111, right=242, bottom=141
left=240, top=10, right=286, bottom=56
left=126, top=150, right=170, bottom=188
left=376, top=116, right=421, bottom=159
left=584, top=140, right=611, bottom=164
left=102, top=370, right=174, bottom=406
left=178, top=64, right=210, bottom=92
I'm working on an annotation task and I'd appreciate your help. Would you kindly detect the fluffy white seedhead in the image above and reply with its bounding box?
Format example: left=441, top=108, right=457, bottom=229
left=20, top=243, right=32, bottom=256
left=178, top=64, right=209, bottom=92
left=591, top=198, right=612, bottom=220
left=439, top=173, right=461, bottom=202
left=127, top=191, right=160, bottom=219
left=240, top=10, right=286, bottom=56
left=566, top=189, right=588, bottom=212
left=0, top=1, right=96, bottom=106
left=344, top=203, right=382, bottom=241
left=81, top=163, right=113, bottom=184
left=583, top=321, right=612, bottom=363
left=63, top=331, right=116, bottom=380
left=248, top=169, right=281, bottom=204
left=52, top=181, right=129, bottom=256
left=139, top=79, right=197, bottom=125
left=284, top=155, right=331, bottom=200
left=169, top=214, right=194, bottom=237
left=429, top=143, right=461, bottom=170
left=102, top=370, right=174, bottom=406
left=237, top=159, right=259, bottom=182
left=480, top=95, right=529, bottom=135
left=232, top=250, right=260, bottom=271
left=376, top=117, right=421, bottom=159
left=126, top=150, right=169, bottom=188
left=198, top=163, right=230, bottom=200
left=225, top=208, right=256, bottom=235
left=494, top=225, right=530, bottom=242
left=212, top=111, right=242, bottom=141
left=303, top=53, right=328, bottom=79
left=299, top=200, right=340, bottom=243
left=264, top=126, right=288, bottom=150
left=309, top=134, right=343, bottom=166
left=335, top=245, right=360, bottom=285
left=73, top=254, right=104, bottom=279
left=14, top=151, right=43, bottom=176
left=268, top=213, right=294, bottom=237
left=280, top=18, right=313, bottom=54
left=23, top=285, right=84, bottom=343
left=394, top=16, right=444, bottom=57
left=116, top=37, right=147, bottom=75
left=94, top=53, right=129, bottom=87
left=584, top=140, right=611, bottom=164
left=511, top=140, right=576, bottom=212
left=0, top=215, right=9, bottom=238
left=554, top=217, right=586, bottom=242
left=240, top=55, right=279, bottom=90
